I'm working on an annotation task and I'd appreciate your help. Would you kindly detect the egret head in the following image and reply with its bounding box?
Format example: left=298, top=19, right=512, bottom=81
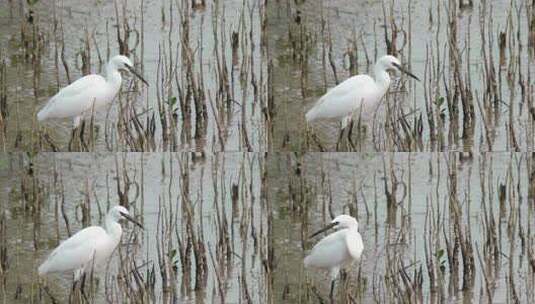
left=309, top=214, right=358, bottom=238
left=109, top=205, right=144, bottom=229
left=378, top=55, right=419, bottom=81
left=332, top=214, right=358, bottom=229
left=110, top=55, right=149, bottom=86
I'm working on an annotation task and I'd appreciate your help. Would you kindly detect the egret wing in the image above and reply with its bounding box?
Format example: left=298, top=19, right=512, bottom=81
left=345, top=231, right=364, bottom=261
left=322, top=75, right=375, bottom=100
left=38, top=226, right=106, bottom=274
left=38, top=75, right=107, bottom=120
left=304, top=229, right=349, bottom=269
left=306, top=75, right=376, bottom=121
left=55, top=75, right=106, bottom=97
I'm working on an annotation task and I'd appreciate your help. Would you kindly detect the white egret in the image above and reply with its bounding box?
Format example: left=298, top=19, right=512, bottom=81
left=304, top=214, right=364, bottom=301
left=38, top=205, right=143, bottom=286
left=305, top=55, right=419, bottom=145
left=37, top=55, right=148, bottom=128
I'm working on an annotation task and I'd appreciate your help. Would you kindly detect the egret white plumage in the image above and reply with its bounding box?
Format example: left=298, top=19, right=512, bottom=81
left=38, top=205, right=143, bottom=283
left=304, top=214, right=364, bottom=301
left=37, top=55, right=148, bottom=128
left=305, top=55, right=418, bottom=131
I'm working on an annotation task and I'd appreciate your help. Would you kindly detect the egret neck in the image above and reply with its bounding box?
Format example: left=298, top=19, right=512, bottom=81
left=374, top=62, right=391, bottom=96
left=105, top=213, right=123, bottom=243
left=106, top=62, right=123, bottom=93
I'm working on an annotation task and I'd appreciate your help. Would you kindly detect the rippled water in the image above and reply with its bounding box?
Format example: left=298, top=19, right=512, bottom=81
left=0, top=152, right=267, bottom=303
left=1, top=1, right=535, bottom=304
left=269, top=0, right=534, bottom=151
left=267, top=152, right=534, bottom=303
left=0, top=0, right=266, bottom=152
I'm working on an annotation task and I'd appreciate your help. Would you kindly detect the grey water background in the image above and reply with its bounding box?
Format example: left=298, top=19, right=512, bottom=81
left=0, top=0, right=266, bottom=151
left=268, top=152, right=534, bottom=302
left=0, top=152, right=266, bottom=303
left=269, top=0, right=533, bottom=151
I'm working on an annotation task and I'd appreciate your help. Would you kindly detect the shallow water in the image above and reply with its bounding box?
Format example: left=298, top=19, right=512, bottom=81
left=0, top=0, right=267, bottom=152
left=0, top=152, right=267, bottom=303
left=1, top=0, right=535, bottom=304
left=269, top=0, right=534, bottom=152
left=267, top=152, right=534, bottom=303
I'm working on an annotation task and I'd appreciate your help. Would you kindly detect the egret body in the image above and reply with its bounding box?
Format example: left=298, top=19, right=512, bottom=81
left=304, top=214, right=364, bottom=300
left=37, top=55, right=148, bottom=128
left=38, top=205, right=143, bottom=281
left=305, top=55, right=419, bottom=129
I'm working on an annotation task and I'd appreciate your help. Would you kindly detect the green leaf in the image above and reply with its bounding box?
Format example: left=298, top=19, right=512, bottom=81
left=434, top=97, right=445, bottom=107
left=166, top=96, right=177, bottom=107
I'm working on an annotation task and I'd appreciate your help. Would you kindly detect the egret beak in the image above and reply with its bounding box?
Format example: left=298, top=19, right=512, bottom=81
left=392, top=62, right=420, bottom=81
left=125, top=65, right=149, bottom=86
left=119, top=211, right=144, bottom=229
left=309, top=222, right=338, bottom=238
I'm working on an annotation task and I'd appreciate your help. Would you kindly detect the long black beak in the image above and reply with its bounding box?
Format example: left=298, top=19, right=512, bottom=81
left=393, top=62, right=420, bottom=81
left=309, top=222, right=337, bottom=238
left=120, top=211, right=144, bottom=229
left=126, top=65, right=149, bottom=86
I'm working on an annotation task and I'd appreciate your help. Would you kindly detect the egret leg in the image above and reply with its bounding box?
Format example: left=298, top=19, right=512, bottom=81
left=68, top=116, right=85, bottom=151
left=80, top=119, right=85, bottom=136
left=73, top=116, right=82, bottom=129
left=68, top=128, right=76, bottom=151
left=336, top=127, right=345, bottom=151
left=337, top=115, right=353, bottom=151
left=341, top=115, right=352, bottom=130
left=69, top=279, right=78, bottom=303
left=329, top=279, right=336, bottom=304
left=79, top=120, right=89, bottom=151
left=346, top=119, right=356, bottom=151
left=328, top=267, right=339, bottom=303
left=80, top=273, right=89, bottom=303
